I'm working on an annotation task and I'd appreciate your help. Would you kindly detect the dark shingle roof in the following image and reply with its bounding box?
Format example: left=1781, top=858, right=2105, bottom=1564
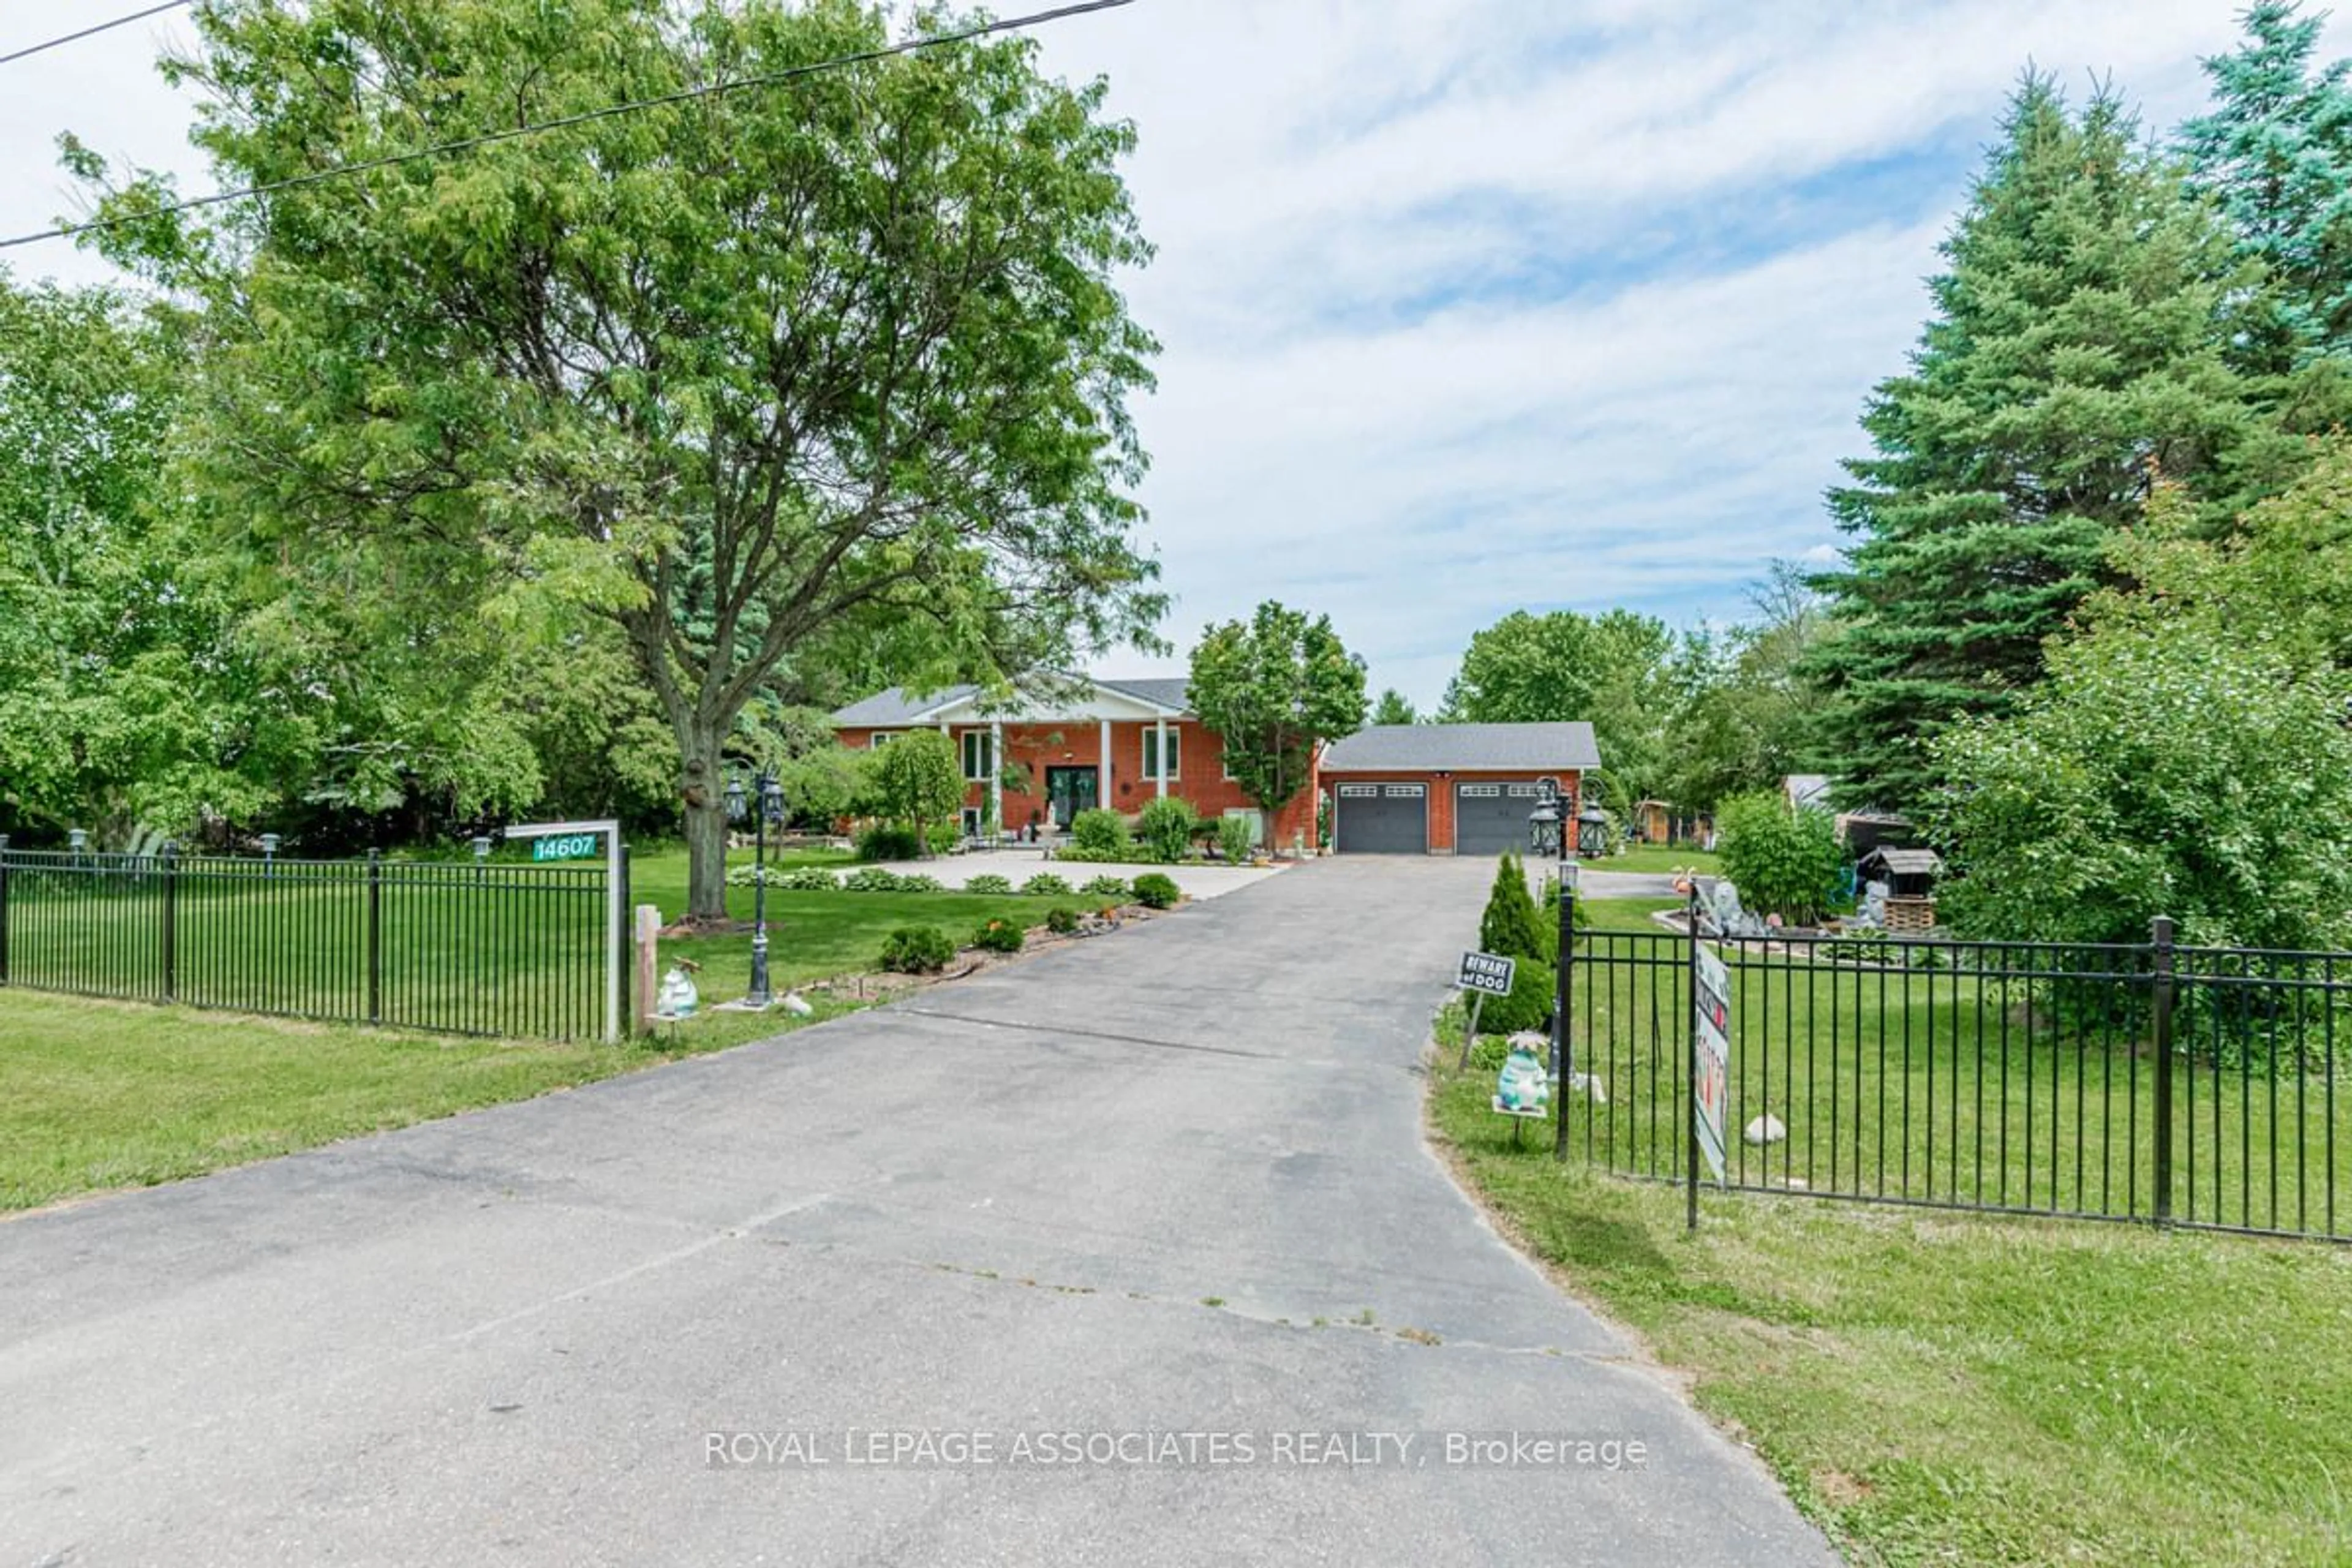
left=1096, top=676, right=1192, bottom=712
left=1321, top=722, right=1602, bottom=773
left=831, top=686, right=977, bottom=727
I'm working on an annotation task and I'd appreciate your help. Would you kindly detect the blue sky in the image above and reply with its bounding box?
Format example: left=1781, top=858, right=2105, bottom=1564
left=0, top=1, right=2282, bottom=708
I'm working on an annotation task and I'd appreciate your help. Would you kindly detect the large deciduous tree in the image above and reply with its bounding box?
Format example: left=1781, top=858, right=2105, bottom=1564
left=1806, top=75, right=2259, bottom=812
left=1188, top=603, right=1366, bottom=846
left=0, top=274, right=274, bottom=842
left=80, top=0, right=1163, bottom=917
left=1437, top=608, right=1673, bottom=810
left=1660, top=563, right=1828, bottom=813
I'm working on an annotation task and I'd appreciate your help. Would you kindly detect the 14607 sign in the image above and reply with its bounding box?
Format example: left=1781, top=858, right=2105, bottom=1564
left=531, top=832, right=602, bottom=863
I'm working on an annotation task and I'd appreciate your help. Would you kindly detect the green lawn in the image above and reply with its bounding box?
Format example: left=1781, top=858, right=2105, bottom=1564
left=625, top=845, right=1108, bottom=1003
left=0, top=843, right=1097, bottom=1038
left=0, top=988, right=860, bottom=1212
left=1430, top=1064, right=2352, bottom=1564
left=1600, top=845, right=1721, bottom=875
left=1540, top=929, right=2352, bottom=1238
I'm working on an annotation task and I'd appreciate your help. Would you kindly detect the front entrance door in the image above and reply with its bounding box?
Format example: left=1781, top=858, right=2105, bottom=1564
left=1045, top=766, right=1099, bottom=829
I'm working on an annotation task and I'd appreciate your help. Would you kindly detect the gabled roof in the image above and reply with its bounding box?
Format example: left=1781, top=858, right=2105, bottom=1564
left=1096, top=676, right=1192, bottom=711
left=831, top=685, right=981, bottom=727
left=831, top=674, right=1189, bottom=728
left=1861, top=847, right=1945, bottom=878
left=1321, top=722, right=1602, bottom=773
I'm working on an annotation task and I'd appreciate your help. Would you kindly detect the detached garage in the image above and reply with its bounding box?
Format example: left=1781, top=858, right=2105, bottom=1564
left=1322, top=722, right=1602, bottom=856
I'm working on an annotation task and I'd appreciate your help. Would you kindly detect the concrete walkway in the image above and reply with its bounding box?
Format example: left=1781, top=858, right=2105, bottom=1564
left=0, top=859, right=1831, bottom=1566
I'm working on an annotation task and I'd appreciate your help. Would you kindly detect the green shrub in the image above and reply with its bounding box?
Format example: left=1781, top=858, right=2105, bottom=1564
left=1069, top=808, right=1132, bottom=859
left=1080, top=875, right=1130, bottom=899
left=1479, top=852, right=1551, bottom=964
left=895, top=873, right=943, bottom=893
left=1132, top=872, right=1181, bottom=910
left=843, top=866, right=905, bottom=893
left=878, top=925, right=956, bottom=973
left=963, top=873, right=1014, bottom=894
left=1046, top=905, right=1080, bottom=935
left=1136, top=796, right=1197, bottom=863
left=1468, top=1033, right=1511, bottom=1071
left=1022, top=872, right=1073, bottom=897
left=925, top=821, right=960, bottom=857
left=854, top=825, right=922, bottom=862
left=1477, top=961, right=1555, bottom=1035
left=1215, top=813, right=1256, bottom=864
left=972, top=917, right=1026, bottom=954
left=1716, top=791, right=1842, bottom=925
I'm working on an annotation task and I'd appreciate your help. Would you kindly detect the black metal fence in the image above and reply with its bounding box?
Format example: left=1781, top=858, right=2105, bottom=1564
left=1557, top=918, right=2352, bottom=1242
left=0, top=840, right=621, bottom=1042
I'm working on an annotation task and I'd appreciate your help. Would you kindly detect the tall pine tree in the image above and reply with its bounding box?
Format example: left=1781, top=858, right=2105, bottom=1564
left=1807, top=77, right=2256, bottom=811
left=2182, top=1, right=2352, bottom=369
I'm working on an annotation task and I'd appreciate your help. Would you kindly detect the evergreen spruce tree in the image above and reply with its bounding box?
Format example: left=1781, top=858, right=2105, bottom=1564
left=1806, top=76, right=2257, bottom=811
left=1479, top=852, right=1548, bottom=965
left=2183, top=1, right=2352, bottom=368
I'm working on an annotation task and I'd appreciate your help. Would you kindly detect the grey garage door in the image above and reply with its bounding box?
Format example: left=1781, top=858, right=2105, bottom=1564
left=1335, top=783, right=1427, bottom=854
left=1454, top=780, right=1548, bottom=856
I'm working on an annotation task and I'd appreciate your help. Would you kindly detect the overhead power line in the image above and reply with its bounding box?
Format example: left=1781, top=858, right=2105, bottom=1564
left=0, top=0, right=1136, bottom=252
left=0, top=1, right=192, bottom=67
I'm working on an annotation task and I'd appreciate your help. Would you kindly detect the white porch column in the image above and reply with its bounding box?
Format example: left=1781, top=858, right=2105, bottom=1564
left=1098, top=718, right=1112, bottom=812
left=989, top=720, right=1003, bottom=831
left=1155, top=717, right=1169, bottom=799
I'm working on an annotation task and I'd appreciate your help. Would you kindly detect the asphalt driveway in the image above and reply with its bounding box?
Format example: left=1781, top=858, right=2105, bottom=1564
left=0, top=858, right=1831, bottom=1566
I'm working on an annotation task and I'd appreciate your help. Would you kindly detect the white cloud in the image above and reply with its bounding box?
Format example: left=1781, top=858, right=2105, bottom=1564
left=1, top=0, right=2272, bottom=709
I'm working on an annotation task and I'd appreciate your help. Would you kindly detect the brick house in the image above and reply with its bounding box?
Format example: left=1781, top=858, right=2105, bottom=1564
left=829, top=676, right=1317, bottom=848
left=831, top=679, right=1602, bottom=858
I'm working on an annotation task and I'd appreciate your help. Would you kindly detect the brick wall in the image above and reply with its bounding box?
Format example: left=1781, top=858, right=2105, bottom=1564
left=834, top=720, right=1319, bottom=845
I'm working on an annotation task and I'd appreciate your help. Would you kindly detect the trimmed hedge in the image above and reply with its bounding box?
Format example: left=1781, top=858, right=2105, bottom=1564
left=879, top=926, right=956, bottom=974
left=1132, top=872, right=1181, bottom=910
left=972, top=917, right=1026, bottom=954
left=854, top=825, right=923, bottom=862
left=1069, top=808, right=1132, bottom=859
left=1136, top=796, right=1197, bottom=864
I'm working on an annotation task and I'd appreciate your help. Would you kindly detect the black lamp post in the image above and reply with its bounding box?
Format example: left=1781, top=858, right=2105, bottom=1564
left=726, top=769, right=786, bottom=1008
left=1531, top=782, right=1611, bottom=1161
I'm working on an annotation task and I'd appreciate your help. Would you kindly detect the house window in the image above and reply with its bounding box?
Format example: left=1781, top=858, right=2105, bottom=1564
left=962, top=731, right=995, bottom=782
left=869, top=731, right=898, bottom=748
left=1143, top=726, right=1180, bottom=782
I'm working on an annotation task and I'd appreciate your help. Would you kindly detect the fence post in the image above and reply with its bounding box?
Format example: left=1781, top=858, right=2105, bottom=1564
left=366, top=848, right=383, bottom=1027
left=0, top=834, right=10, bottom=988
left=617, top=843, right=633, bottom=1040
left=160, top=840, right=179, bottom=1003
left=1687, top=881, right=1702, bottom=1234
left=2152, top=915, right=2176, bottom=1228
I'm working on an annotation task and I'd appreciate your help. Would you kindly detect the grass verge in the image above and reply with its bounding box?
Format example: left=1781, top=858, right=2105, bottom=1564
left=0, top=987, right=859, bottom=1213
left=1428, top=1012, right=2352, bottom=1566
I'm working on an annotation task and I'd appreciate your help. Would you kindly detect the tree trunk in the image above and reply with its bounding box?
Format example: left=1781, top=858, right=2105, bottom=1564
left=679, top=716, right=731, bottom=925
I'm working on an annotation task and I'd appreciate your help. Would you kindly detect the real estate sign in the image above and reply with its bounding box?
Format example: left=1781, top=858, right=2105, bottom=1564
left=1693, top=944, right=1731, bottom=1183
left=1456, top=951, right=1517, bottom=998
